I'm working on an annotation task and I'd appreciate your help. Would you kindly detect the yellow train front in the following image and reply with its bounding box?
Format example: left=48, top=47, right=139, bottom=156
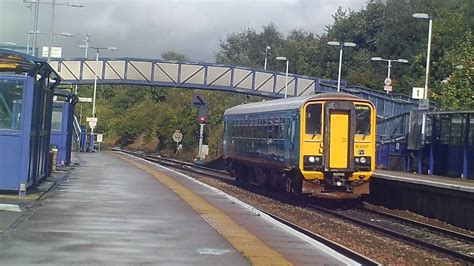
left=223, top=92, right=376, bottom=199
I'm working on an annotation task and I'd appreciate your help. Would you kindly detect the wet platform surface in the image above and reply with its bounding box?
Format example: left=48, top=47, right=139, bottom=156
left=0, top=152, right=352, bottom=265
left=0, top=152, right=247, bottom=264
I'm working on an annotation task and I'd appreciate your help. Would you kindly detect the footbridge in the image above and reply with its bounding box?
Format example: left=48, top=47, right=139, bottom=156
left=50, top=58, right=421, bottom=122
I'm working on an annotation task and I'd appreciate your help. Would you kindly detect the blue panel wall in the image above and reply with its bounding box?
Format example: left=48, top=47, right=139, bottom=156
left=50, top=101, right=74, bottom=165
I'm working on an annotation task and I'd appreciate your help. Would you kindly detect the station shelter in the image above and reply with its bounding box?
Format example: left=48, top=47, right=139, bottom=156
left=50, top=89, right=78, bottom=166
left=0, top=49, right=61, bottom=193
left=376, top=110, right=473, bottom=179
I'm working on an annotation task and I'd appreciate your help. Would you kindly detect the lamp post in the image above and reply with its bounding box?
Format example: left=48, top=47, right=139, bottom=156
left=29, top=31, right=74, bottom=38
left=79, top=45, right=116, bottom=151
left=413, top=13, right=433, bottom=175
left=263, top=45, right=271, bottom=70
left=327, top=41, right=357, bottom=92
left=83, top=34, right=91, bottom=58
left=371, top=57, right=409, bottom=93
left=78, top=45, right=117, bottom=117
left=24, top=1, right=34, bottom=55
left=412, top=13, right=433, bottom=100
left=276, top=56, right=289, bottom=98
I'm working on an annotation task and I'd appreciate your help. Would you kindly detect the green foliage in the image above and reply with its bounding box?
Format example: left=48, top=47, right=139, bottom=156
left=433, top=31, right=474, bottom=110
left=161, top=51, right=190, bottom=62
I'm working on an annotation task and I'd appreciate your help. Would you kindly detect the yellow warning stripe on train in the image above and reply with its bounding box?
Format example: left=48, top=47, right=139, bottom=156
left=113, top=152, right=292, bottom=266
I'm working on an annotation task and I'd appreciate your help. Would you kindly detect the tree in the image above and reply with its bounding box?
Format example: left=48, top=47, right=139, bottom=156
left=433, top=31, right=474, bottom=110
left=161, top=51, right=190, bottom=62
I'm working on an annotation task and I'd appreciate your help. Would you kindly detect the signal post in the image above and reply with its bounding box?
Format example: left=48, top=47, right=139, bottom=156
left=192, top=95, right=208, bottom=161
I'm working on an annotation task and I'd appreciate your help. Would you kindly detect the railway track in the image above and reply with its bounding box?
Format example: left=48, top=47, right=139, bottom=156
left=120, top=150, right=474, bottom=264
left=309, top=205, right=474, bottom=263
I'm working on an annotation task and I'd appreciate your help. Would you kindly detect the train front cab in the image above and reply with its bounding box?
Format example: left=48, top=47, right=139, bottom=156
left=299, top=98, right=376, bottom=198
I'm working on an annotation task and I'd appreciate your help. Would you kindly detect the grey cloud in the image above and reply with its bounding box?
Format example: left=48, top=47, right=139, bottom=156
left=1, top=0, right=366, bottom=62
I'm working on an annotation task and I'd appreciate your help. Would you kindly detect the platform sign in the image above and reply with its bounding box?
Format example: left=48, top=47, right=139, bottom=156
left=42, top=46, right=62, bottom=58
left=86, top=117, right=98, bottom=123
left=79, top=97, right=93, bottom=103
left=200, top=145, right=209, bottom=159
left=192, top=94, right=207, bottom=107
left=418, top=99, right=429, bottom=110
left=96, top=134, right=103, bottom=143
left=172, top=130, right=183, bottom=143
left=86, top=117, right=98, bottom=130
left=412, top=87, right=425, bottom=99
left=173, top=130, right=183, bottom=153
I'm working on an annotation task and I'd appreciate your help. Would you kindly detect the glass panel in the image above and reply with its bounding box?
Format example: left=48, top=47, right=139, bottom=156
left=51, top=105, right=63, bottom=132
left=305, top=104, right=322, bottom=135
left=0, top=79, right=24, bottom=130
left=355, top=104, right=371, bottom=135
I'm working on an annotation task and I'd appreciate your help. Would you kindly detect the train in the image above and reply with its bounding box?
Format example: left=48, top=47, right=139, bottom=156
left=222, top=92, right=376, bottom=198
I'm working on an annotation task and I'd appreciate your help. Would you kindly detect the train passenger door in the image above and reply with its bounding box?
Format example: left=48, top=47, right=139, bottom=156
left=324, top=101, right=355, bottom=171
left=329, top=111, right=349, bottom=168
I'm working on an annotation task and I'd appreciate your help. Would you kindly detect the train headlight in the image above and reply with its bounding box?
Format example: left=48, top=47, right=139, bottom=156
left=303, top=155, right=323, bottom=171
left=354, top=156, right=371, bottom=171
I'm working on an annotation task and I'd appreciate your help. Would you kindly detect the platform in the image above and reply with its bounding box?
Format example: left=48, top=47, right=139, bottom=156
left=0, top=152, right=355, bottom=264
left=374, top=170, right=474, bottom=193
left=371, top=170, right=474, bottom=230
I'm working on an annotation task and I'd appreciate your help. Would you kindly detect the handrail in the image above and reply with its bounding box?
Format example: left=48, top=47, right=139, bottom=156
left=72, top=115, right=81, bottom=143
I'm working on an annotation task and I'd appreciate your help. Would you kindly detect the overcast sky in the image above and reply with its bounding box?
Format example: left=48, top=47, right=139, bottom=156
left=0, top=0, right=366, bottom=62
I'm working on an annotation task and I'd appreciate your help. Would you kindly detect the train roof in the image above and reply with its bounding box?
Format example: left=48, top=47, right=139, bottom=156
left=224, top=92, right=369, bottom=116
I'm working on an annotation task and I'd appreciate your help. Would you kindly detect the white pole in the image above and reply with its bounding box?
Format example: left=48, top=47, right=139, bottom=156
left=47, top=0, right=56, bottom=62
left=387, top=60, right=392, bottom=79
left=337, top=45, right=343, bottom=92
left=32, top=0, right=40, bottom=56
left=84, top=34, right=90, bottom=58
left=198, top=123, right=204, bottom=160
left=264, top=47, right=268, bottom=70
left=92, top=48, right=99, bottom=117
left=424, top=18, right=432, bottom=99
left=26, top=4, right=33, bottom=55
left=284, top=59, right=289, bottom=98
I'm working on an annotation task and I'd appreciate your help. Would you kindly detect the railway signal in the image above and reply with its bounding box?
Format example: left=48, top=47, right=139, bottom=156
left=192, top=94, right=208, bottom=161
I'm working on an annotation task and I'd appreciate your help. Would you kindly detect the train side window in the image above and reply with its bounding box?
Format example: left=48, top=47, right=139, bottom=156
left=255, top=118, right=262, bottom=139
left=267, top=119, right=273, bottom=139
left=253, top=119, right=258, bottom=139
left=355, top=104, right=371, bottom=135
left=273, top=118, right=279, bottom=141
left=280, top=117, right=285, bottom=140
left=305, top=104, right=322, bottom=135
left=231, top=120, right=235, bottom=138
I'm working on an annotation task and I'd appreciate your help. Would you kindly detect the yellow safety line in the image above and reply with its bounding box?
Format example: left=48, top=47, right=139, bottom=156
left=0, top=194, right=39, bottom=201
left=113, top=152, right=292, bottom=265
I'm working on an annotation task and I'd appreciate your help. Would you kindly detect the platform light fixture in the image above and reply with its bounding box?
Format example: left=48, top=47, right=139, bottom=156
left=263, top=45, right=271, bottom=70
left=327, top=41, right=357, bottom=92
left=78, top=44, right=117, bottom=149
left=276, top=56, right=289, bottom=98
left=371, top=57, right=409, bottom=93
left=78, top=45, right=117, bottom=118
